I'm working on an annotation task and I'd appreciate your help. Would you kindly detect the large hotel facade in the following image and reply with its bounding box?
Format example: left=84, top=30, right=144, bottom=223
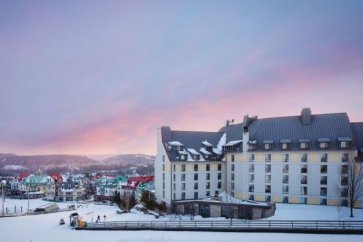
left=155, top=108, right=363, bottom=209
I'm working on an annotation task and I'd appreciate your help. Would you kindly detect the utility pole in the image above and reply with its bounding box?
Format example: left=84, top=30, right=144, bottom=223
left=1, top=180, right=7, bottom=216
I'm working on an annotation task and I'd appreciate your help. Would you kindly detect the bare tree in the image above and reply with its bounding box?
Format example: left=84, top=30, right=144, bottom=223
left=344, top=158, right=363, bottom=217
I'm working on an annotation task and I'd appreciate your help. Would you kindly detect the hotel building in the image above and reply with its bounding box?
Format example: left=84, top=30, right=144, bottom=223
left=155, top=108, right=363, bottom=209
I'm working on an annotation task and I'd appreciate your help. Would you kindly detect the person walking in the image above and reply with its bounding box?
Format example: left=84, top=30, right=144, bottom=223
left=97, top=215, right=100, bottom=223
left=103, top=215, right=106, bottom=221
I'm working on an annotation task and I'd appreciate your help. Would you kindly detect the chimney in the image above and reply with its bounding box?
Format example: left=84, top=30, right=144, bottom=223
left=301, top=108, right=312, bottom=125
left=242, top=115, right=250, bottom=153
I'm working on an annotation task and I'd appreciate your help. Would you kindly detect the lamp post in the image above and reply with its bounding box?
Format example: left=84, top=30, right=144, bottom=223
left=27, top=185, right=30, bottom=214
left=1, top=180, right=7, bottom=217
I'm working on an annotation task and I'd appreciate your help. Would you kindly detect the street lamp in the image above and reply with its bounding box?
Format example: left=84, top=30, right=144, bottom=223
left=1, top=180, right=7, bottom=217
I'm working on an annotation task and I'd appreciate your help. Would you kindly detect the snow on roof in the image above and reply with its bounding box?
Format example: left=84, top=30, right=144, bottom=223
left=202, top=140, right=213, bottom=147
left=215, top=133, right=226, bottom=154
left=178, top=150, right=188, bottom=155
left=224, top=140, right=242, bottom=146
left=248, top=140, right=257, bottom=144
left=168, top=141, right=183, bottom=146
left=187, top=148, right=200, bottom=155
left=199, top=147, right=211, bottom=155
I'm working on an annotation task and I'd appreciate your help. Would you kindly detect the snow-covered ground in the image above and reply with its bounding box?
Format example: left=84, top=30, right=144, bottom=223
left=0, top=199, right=363, bottom=242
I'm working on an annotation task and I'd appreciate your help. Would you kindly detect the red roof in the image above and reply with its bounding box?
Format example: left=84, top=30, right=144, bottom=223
left=127, top=176, right=154, bottom=187
left=18, top=172, right=31, bottom=181
left=49, top=173, right=63, bottom=182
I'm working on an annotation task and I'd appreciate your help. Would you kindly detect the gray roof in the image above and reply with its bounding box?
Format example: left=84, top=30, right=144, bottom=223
left=161, top=127, right=224, bottom=161
left=222, top=113, right=354, bottom=151
left=161, top=110, right=360, bottom=158
left=351, top=123, right=363, bottom=148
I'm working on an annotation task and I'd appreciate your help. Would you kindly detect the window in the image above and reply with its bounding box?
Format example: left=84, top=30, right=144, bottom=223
left=173, top=183, right=176, bottom=190
left=249, top=154, right=255, bottom=162
left=162, top=164, right=165, bottom=171
left=301, top=197, right=307, bottom=204
left=231, top=173, right=235, bottom=181
left=319, top=142, right=329, bottom=149
left=282, top=196, right=288, bottom=203
left=301, top=175, right=307, bottom=185
left=341, top=176, right=348, bottom=186
left=231, top=164, right=235, bottom=172
left=341, top=141, right=351, bottom=149
left=194, top=173, right=198, bottom=181
left=181, top=164, right=186, bottom=172
left=163, top=173, right=165, bottom=180
left=282, top=154, right=289, bottom=162
left=282, top=164, right=289, bottom=173
left=301, top=165, right=307, bottom=174
left=282, top=185, right=289, bottom=194
left=181, top=154, right=186, bottom=160
left=265, top=185, right=271, bottom=193
left=218, top=164, right=222, bottom=171
left=206, top=164, right=210, bottom=171
left=301, top=153, right=308, bottom=162
left=162, top=155, right=165, bottom=162
left=249, top=194, right=254, bottom=200
left=320, top=198, right=327, bottom=205
left=282, top=175, right=289, bottom=184
left=182, top=183, right=186, bottom=191
left=173, top=164, right=176, bottom=171
left=206, top=182, right=210, bottom=190
left=341, top=188, right=348, bottom=197
left=265, top=154, right=271, bottom=162
left=173, top=174, right=175, bottom=181
left=249, top=174, right=254, bottom=183
left=300, top=142, right=309, bottom=149
left=341, top=165, right=348, bottom=175
left=194, top=182, right=198, bottom=190
left=320, top=165, right=327, bottom=174
left=173, top=193, right=176, bottom=200
left=231, top=155, right=235, bottom=162
left=341, top=199, right=348, bottom=207
left=342, top=153, right=349, bottom=162
left=217, top=182, right=222, bottom=189
left=206, top=191, right=210, bottom=197
left=301, top=186, right=307, bottom=195
left=218, top=173, right=222, bottom=180
left=264, top=144, right=272, bottom=150
left=265, top=195, right=271, bottom=202
left=231, top=183, right=235, bottom=190
left=265, top=164, right=271, bottom=173
left=320, top=176, right=327, bottom=185
left=249, top=184, right=254, bottom=192
left=320, top=153, right=328, bottom=162
left=206, top=173, right=210, bottom=180
left=265, top=174, right=271, bottom=183
left=194, top=164, right=198, bottom=171
left=249, top=164, right=254, bottom=172
left=282, top=143, right=289, bottom=150
left=194, top=192, right=198, bottom=199
left=320, top=187, right=327, bottom=196
left=163, top=191, right=165, bottom=198
left=181, top=192, right=185, bottom=200
left=162, top=182, right=165, bottom=189
left=181, top=174, right=185, bottom=181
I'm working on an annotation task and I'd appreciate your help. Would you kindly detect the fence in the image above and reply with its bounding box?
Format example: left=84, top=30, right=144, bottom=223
left=77, top=220, right=363, bottom=233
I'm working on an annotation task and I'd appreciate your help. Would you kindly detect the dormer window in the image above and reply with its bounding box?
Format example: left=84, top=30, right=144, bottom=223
left=298, top=139, right=310, bottom=149
left=280, top=139, right=291, bottom=150
left=180, top=154, right=186, bottom=160
left=338, top=137, right=352, bottom=149
left=248, top=140, right=257, bottom=150
left=318, top=138, right=330, bottom=149
left=194, top=154, right=200, bottom=160
left=263, top=140, right=273, bottom=150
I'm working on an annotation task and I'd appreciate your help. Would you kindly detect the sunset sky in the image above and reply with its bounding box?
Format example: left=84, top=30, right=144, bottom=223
left=1, top=0, right=362, bottom=156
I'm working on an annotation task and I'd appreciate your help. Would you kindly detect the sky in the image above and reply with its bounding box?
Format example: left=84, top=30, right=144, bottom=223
left=1, top=0, right=363, bottom=156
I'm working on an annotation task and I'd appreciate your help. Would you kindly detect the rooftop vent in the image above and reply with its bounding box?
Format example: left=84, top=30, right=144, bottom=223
left=301, top=108, right=312, bottom=125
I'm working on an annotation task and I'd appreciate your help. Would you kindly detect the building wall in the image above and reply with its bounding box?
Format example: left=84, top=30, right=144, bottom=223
left=155, top=128, right=225, bottom=206
left=226, top=150, right=361, bottom=206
